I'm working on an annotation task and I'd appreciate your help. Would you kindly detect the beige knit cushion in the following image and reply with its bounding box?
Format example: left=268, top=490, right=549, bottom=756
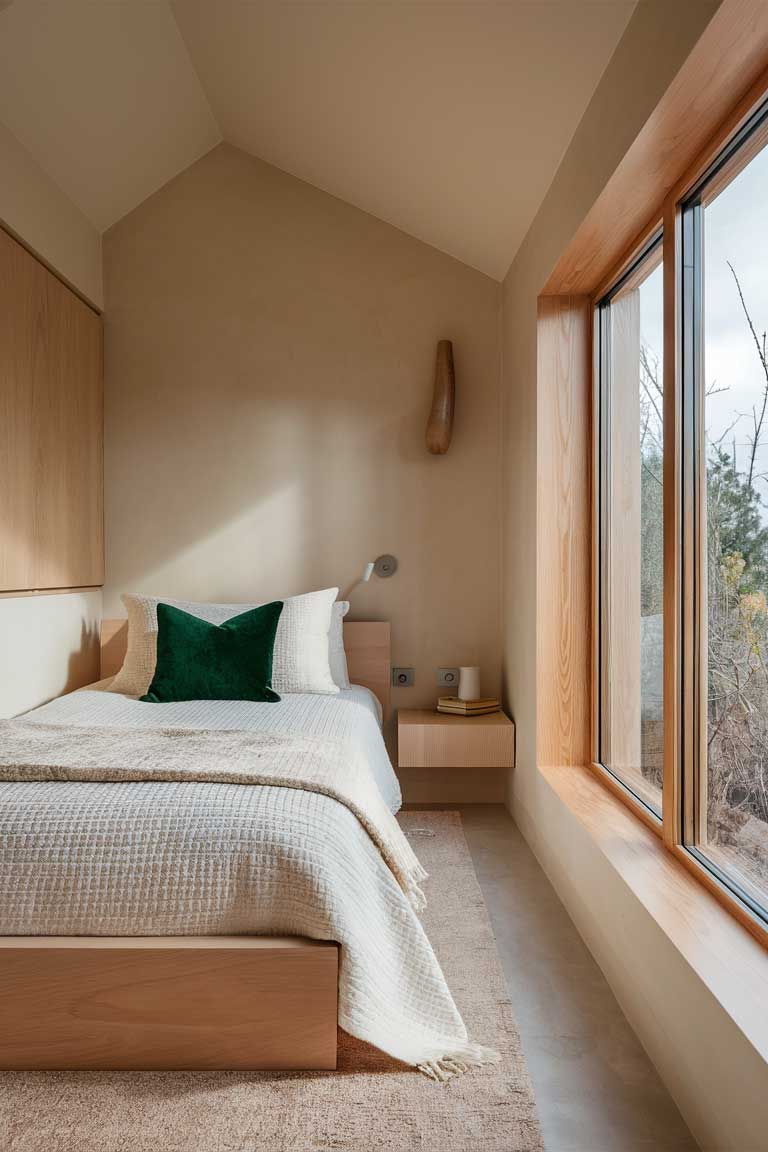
left=110, top=588, right=339, bottom=697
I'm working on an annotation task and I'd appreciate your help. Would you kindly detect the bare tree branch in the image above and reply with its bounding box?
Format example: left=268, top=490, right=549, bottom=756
left=728, top=261, right=768, bottom=490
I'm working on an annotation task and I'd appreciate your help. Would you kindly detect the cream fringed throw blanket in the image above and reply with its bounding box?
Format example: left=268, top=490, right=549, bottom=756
left=0, top=723, right=427, bottom=909
left=0, top=719, right=498, bottom=1081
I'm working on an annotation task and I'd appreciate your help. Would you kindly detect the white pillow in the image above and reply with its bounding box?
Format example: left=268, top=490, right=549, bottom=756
left=110, top=588, right=339, bottom=697
left=330, top=600, right=351, bottom=690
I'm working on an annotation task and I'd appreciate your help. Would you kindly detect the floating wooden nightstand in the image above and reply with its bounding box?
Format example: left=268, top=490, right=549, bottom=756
left=397, top=708, right=515, bottom=770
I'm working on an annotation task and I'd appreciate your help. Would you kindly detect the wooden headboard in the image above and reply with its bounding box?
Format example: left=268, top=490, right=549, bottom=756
left=100, top=618, right=391, bottom=720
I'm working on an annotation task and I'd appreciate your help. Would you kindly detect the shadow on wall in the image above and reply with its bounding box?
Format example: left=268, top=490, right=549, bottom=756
left=0, top=592, right=102, bottom=718
left=64, top=617, right=101, bottom=694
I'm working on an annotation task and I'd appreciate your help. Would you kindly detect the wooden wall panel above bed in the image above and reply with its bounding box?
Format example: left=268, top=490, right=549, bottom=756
left=0, top=225, right=103, bottom=593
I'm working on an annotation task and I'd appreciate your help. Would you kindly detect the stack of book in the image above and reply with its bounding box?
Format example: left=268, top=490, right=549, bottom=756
left=437, top=696, right=500, bottom=717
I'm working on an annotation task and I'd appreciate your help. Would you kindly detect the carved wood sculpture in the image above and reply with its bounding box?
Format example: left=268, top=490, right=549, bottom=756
left=426, top=339, right=455, bottom=454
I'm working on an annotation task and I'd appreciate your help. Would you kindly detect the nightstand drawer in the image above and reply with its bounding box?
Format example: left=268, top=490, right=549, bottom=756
left=398, top=709, right=515, bottom=769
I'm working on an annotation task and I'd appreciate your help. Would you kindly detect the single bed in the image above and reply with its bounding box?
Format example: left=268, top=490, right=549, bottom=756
left=0, top=620, right=492, bottom=1078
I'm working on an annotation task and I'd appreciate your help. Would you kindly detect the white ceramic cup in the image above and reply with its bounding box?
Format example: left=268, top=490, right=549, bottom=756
left=458, top=666, right=481, bottom=701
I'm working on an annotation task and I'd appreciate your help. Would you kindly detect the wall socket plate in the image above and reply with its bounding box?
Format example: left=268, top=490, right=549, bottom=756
left=437, top=667, right=459, bottom=689
left=392, top=667, right=414, bottom=687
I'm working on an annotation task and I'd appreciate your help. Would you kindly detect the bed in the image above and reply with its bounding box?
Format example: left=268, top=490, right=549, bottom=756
left=0, top=620, right=493, bottom=1078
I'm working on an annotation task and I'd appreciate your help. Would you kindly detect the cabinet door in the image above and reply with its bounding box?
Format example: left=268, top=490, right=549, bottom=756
left=0, top=227, right=102, bottom=592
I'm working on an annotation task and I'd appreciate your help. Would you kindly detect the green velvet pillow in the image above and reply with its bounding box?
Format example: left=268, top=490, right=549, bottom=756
left=140, top=601, right=283, bottom=703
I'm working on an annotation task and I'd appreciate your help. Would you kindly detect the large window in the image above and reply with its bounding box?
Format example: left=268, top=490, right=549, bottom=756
left=596, top=236, right=664, bottom=817
left=682, top=101, right=768, bottom=918
left=595, top=95, right=768, bottom=933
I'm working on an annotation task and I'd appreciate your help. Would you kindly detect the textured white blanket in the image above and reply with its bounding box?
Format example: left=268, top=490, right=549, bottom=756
left=0, top=696, right=497, bottom=1078
left=0, top=721, right=428, bottom=909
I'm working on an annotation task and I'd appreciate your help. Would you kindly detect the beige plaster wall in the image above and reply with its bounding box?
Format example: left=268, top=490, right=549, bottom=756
left=0, top=119, right=102, bottom=307
left=0, top=590, right=101, bottom=718
left=103, top=143, right=503, bottom=717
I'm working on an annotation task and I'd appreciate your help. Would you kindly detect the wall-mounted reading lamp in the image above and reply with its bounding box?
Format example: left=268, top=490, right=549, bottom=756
left=342, top=554, right=398, bottom=600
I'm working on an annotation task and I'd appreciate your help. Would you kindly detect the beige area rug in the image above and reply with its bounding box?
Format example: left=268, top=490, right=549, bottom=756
left=0, top=812, right=543, bottom=1152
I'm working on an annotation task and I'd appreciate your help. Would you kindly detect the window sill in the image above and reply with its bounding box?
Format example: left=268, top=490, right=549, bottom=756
left=539, top=762, right=768, bottom=1066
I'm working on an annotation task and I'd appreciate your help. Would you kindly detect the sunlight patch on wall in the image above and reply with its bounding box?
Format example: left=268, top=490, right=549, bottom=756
left=106, top=482, right=308, bottom=613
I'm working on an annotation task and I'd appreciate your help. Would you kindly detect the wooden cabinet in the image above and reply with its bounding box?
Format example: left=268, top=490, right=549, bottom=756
left=0, top=226, right=102, bottom=592
left=397, top=708, right=515, bottom=769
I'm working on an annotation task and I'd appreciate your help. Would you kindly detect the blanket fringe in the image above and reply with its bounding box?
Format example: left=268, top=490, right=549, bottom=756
left=407, top=877, right=428, bottom=912
left=417, top=1043, right=500, bottom=1083
left=405, top=861, right=429, bottom=912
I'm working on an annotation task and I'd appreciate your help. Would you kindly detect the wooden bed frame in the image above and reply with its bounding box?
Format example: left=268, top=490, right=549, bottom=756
left=0, top=618, right=391, bottom=1071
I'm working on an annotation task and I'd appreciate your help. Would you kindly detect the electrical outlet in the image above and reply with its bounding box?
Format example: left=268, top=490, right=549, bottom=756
left=392, top=667, right=414, bottom=687
left=437, top=667, right=459, bottom=689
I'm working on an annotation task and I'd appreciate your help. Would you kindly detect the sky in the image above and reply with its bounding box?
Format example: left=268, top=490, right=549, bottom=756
left=638, top=141, right=768, bottom=505
left=704, top=143, right=768, bottom=493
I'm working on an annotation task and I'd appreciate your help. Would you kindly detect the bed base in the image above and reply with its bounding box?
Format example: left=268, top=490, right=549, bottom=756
left=0, top=936, right=339, bottom=1070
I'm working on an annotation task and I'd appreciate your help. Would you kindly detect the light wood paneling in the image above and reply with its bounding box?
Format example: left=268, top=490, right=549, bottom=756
left=397, top=708, right=514, bottom=769
left=536, top=296, right=592, bottom=768
left=588, top=761, right=662, bottom=836
left=662, top=202, right=683, bottom=849
left=0, top=936, right=338, bottom=1071
left=0, top=585, right=101, bottom=599
left=544, top=1, right=768, bottom=298
left=605, top=289, right=642, bottom=771
left=0, top=225, right=102, bottom=593
left=343, top=620, right=391, bottom=720
left=100, top=618, right=392, bottom=717
left=544, top=758, right=768, bottom=970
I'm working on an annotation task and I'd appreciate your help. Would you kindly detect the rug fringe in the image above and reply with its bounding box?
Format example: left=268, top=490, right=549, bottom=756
left=417, top=1044, right=500, bottom=1083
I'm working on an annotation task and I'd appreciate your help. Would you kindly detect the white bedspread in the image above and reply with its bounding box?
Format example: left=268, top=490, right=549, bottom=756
left=20, top=683, right=399, bottom=812
left=0, top=685, right=496, bottom=1076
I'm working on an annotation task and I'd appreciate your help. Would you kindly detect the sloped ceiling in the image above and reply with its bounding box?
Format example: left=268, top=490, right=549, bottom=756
left=0, top=0, right=220, bottom=232
left=0, top=0, right=635, bottom=279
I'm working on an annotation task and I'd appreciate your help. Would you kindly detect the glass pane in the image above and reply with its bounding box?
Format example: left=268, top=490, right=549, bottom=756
left=600, top=247, right=664, bottom=814
left=701, top=138, right=768, bottom=904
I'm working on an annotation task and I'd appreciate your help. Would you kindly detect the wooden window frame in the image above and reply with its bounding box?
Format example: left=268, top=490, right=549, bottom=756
left=536, top=3, right=768, bottom=951
left=593, top=231, right=665, bottom=827
left=588, top=76, right=768, bottom=948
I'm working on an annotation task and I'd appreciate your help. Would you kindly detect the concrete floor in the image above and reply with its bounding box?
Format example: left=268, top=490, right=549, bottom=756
left=409, top=804, right=698, bottom=1152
